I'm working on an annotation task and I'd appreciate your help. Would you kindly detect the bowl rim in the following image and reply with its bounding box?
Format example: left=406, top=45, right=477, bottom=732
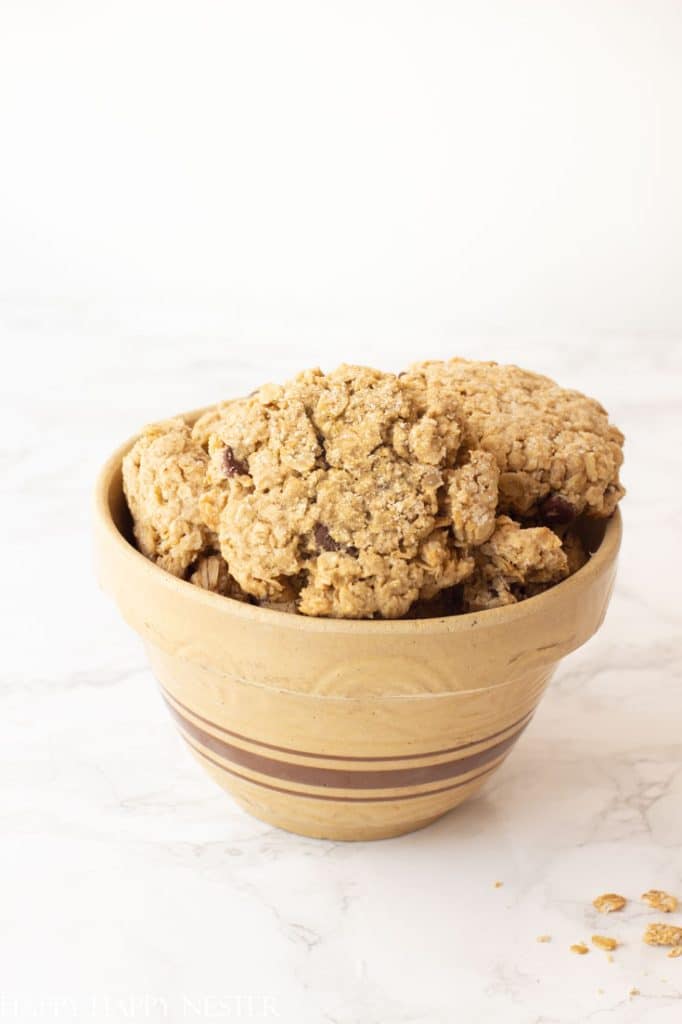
left=94, top=410, right=623, bottom=637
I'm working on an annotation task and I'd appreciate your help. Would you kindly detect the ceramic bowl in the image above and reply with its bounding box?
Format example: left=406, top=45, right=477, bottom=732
left=94, top=412, right=622, bottom=841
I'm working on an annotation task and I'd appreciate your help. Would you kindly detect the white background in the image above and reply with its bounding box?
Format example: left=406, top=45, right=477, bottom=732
left=2, top=0, right=682, bottom=337
left=1, top=3, right=682, bottom=1023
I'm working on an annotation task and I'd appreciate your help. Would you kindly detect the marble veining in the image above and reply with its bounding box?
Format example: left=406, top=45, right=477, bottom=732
left=2, top=305, right=681, bottom=1023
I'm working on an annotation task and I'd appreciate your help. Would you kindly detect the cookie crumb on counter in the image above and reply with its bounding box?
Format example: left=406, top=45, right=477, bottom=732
left=643, top=924, right=682, bottom=947
left=592, top=935, right=618, bottom=952
left=668, top=947, right=682, bottom=959
left=570, top=943, right=589, bottom=955
left=641, top=889, right=678, bottom=913
left=593, top=893, right=627, bottom=914
left=536, top=935, right=552, bottom=943
left=494, top=880, right=503, bottom=888
left=629, top=987, right=640, bottom=998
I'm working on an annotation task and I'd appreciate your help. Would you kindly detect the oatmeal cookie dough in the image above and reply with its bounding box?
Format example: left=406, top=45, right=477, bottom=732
left=122, top=358, right=624, bottom=619
left=403, top=359, right=625, bottom=520
left=445, top=450, right=499, bottom=546
left=191, top=398, right=250, bottom=449
left=462, top=516, right=569, bottom=611
left=188, top=553, right=250, bottom=601
left=122, top=418, right=214, bottom=577
left=200, top=364, right=480, bottom=618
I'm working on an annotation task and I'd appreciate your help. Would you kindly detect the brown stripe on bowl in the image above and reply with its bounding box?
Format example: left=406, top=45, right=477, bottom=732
left=184, top=735, right=503, bottom=803
left=163, top=692, right=531, bottom=791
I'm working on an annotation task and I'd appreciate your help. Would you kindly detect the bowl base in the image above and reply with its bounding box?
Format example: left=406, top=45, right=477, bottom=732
left=233, top=795, right=448, bottom=841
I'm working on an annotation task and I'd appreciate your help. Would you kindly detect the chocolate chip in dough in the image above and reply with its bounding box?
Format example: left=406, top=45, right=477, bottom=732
left=223, top=445, right=249, bottom=477
left=539, top=494, right=576, bottom=526
left=314, top=522, right=342, bottom=552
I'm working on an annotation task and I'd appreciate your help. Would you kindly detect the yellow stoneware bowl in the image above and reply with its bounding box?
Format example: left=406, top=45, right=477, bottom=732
left=94, top=411, right=622, bottom=841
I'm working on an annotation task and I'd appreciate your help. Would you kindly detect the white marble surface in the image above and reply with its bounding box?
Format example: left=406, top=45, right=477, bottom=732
left=1, top=304, right=681, bottom=1023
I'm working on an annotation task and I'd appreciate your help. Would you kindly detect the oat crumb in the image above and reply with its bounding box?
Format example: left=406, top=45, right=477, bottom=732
left=641, top=889, right=678, bottom=913
left=629, top=987, right=640, bottom=997
left=536, top=934, right=552, bottom=943
left=570, top=943, right=590, bottom=955
left=668, top=946, right=682, bottom=959
left=593, top=892, right=627, bottom=914
left=494, top=881, right=503, bottom=888
left=592, top=935, right=618, bottom=952
left=643, top=923, right=682, bottom=947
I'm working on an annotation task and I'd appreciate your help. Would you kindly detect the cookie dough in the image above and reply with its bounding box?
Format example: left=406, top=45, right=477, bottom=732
left=462, top=516, right=568, bottom=611
left=122, top=418, right=212, bottom=577
left=122, top=358, right=625, bottom=619
left=191, top=399, right=247, bottom=448
left=200, top=365, right=476, bottom=618
left=403, top=359, right=625, bottom=519
left=188, top=553, right=249, bottom=601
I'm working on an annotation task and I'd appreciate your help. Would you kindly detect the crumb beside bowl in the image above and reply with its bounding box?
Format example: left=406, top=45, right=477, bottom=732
left=94, top=410, right=622, bottom=841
